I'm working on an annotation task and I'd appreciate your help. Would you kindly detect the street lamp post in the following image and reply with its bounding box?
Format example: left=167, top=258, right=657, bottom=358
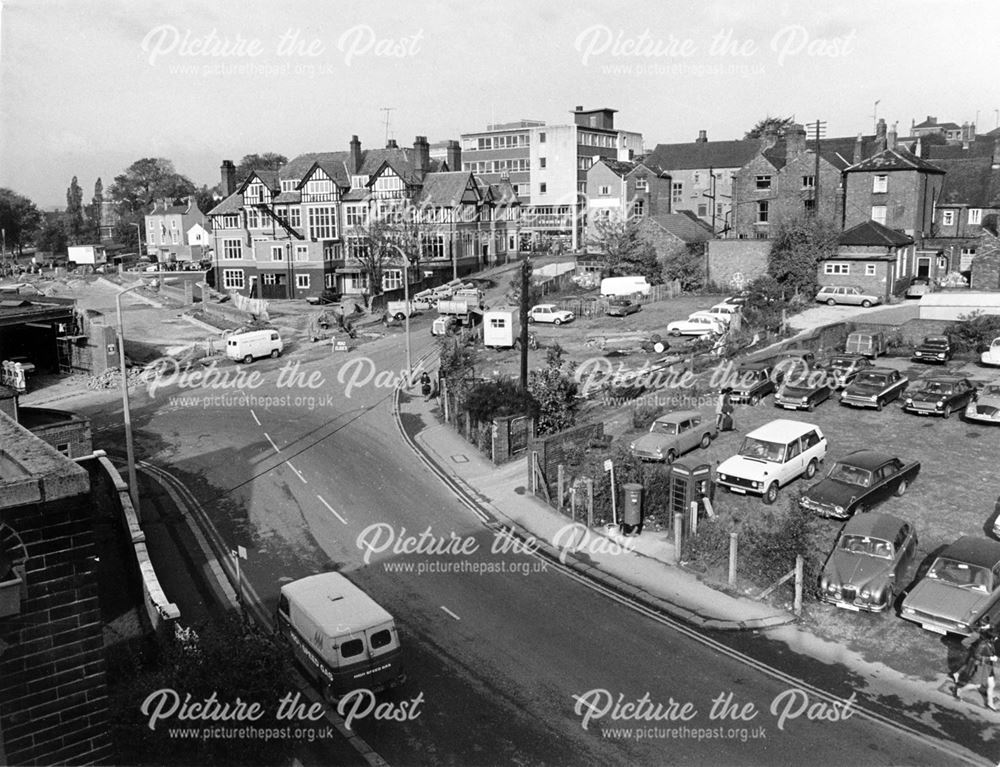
left=115, top=284, right=144, bottom=518
left=391, top=245, right=413, bottom=381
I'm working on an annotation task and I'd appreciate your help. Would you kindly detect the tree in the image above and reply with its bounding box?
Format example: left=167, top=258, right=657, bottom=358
left=110, top=158, right=196, bottom=213
left=744, top=116, right=795, bottom=139
left=86, top=178, right=104, bottom=242
left=661, top=242, right=706, bottom=292
left=65, top=176, right=85, bottom=245
left=34, top=214, right=68, bottom=255
left=354, top=212, right=422, bottom=308
left=587, top=217, right=662, bottom=282
left=767, top=217, right=839, bottom=297
left=235, top=153, right=288, bottom=184
left=194, top=184, right=220, bottom=215
left=528, top=344, right=579, bottom=435
left=0, top=188, right=42, bottom=255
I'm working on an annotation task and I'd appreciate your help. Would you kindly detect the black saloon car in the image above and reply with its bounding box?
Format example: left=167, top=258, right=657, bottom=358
left=773, top=377, right=833, bottom=412
left=728, top=364, right=776, bottom=405
left=799, top=450, right=920, bottom=520
left=901, top=376, right=976, bottom=418
left=912, top=335, right=952, bottom=364
left=606, top=298, right=642, bottom=317
left=821, top=355, right=873, bottom=389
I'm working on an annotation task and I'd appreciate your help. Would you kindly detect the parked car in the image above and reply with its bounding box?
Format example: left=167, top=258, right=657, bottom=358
left=606, top=298, right=641, bottom=317
left=901, top=375, right=976, bottom=418
left=845, top=331, right=886, bottom=359
left=528, top=304, right=574, bottom=325
left=819, top=513, right=918, bottom=613
left=815, top=285, right=883, bottom=308
left=799, top=450, right=920, bottom=519
left=773, top=377, right=832, bottom=412
left=715, top=419, right=827, bottom=504
left=981, top=337, right=1000, bottom=367
left=900, top=536, right=1000, bottom=636
left=694, top=303, right=741, bottom=325
left=905, top=277, right=934, bottom=299
left=729, top=363, right=777, bottom=406
left=911, top=335, right=952, bottom=364
left=964, top=379, right=1000, bottom=425
left=628, top=410, right=717, bottom=463
left=821, top=355, right=873, bottom=389
left=666, top=315, right=725, bottom=337
left=723, top=292, right=750, bottom=306
left=840, top=368, right=909, bottom=411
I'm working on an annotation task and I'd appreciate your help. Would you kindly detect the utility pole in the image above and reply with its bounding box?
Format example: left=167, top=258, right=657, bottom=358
left=519, top=258, right=530, bottom=392
left=873, top=100, right=880, bottom=134
left=379, top=107, right=395, bottom=147
left=701, top=167, right=717, bottom=233
left=806, top=120, right=827, bottom=217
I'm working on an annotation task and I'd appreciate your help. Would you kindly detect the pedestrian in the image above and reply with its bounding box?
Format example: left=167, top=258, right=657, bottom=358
left=716, top=388, right=735, bottom=432
left=419, top=371, right=432, bottom=400
left=954, top=620, right=999, bottom=709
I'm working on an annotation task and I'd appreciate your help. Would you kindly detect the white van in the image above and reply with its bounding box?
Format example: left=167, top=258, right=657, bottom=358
left=600, top=276, right=651, bottom=298
left=225, top=329, right=283, bottom=363
left=715, top=419, right=827, bottom=505
left=276, top=573, right=404, bottom=699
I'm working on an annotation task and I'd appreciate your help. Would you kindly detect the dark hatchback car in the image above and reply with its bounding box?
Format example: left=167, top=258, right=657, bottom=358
left=729, top=364, right=777, bottom=406
left=912, top=335, right=952, bottom=364
left=819, top=513, right=918, bottom=613
left=901, top=376, right=976, bottom=418
left=606, top=298, right=642, bottom=317
left=799, top=449, right=920, bottom=520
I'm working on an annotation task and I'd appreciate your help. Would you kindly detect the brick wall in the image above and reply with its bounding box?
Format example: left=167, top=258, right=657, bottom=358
left=19, top=409, right=93, bottom=459
left=971, top=230, right=1000, bottom=290
left=0, top=417, right=111, bottom=765
left=843, top=169, right=942, bottom=236
left=817, top=258, right=894, bottom=300
left=527, top=422, right=605, bottom=504
left=705, top=239, right=770, bottom=290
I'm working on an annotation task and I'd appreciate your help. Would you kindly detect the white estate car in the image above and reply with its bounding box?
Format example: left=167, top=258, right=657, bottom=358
left=666, top=314, right=726, bottom=337
left=715, top=419, right=828, bottom=505
left=696, top=303, right=741, bottom=325
left=982, top=337, right=1000, bottom=367
left=528, top=304, right=575, bottom=325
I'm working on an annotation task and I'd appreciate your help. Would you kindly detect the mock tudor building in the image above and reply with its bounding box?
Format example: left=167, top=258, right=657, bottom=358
left=208, top=136, right=519, bottom=301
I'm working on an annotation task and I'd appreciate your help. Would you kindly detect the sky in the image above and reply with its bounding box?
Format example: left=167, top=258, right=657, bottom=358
left=1, top=0, right=998, bottom=210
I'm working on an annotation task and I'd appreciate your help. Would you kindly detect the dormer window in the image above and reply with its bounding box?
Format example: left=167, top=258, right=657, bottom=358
left=351, top=175, right=368, bottom=189
left=281, top=180, right=296, bottom=192
left=305, top=178, right=333, bottom=196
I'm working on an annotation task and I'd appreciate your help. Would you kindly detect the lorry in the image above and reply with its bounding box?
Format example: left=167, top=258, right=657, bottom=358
left=67, top=245, right=108, bottom=267
left=483, top=308, right=520, bottom=348
left=432, top=298, right=483, bottom=336
left=385, top=297, right=435, bottom=321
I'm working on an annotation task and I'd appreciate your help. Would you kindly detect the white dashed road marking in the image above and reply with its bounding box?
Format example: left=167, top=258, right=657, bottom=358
left=440, top=606, right=461, bottom=621
left=317, top=495, right=347, bottom=525
left=264, top=433, right=281, bottom=453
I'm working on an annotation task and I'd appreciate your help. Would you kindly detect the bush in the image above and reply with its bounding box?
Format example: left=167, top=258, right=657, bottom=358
left=892, top=275, right=913, bottom=299
left=465, top=376, right=538, bottom=423
left=945, top=311, right=1000, bottom=353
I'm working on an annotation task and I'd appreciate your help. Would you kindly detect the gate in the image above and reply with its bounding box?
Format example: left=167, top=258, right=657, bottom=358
left=261, top=274, right=288, bottom=299
left=509, top=416, right=531, bottom=455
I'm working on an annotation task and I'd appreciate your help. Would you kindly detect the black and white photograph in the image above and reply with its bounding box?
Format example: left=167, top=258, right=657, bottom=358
left=2, top=1, right=1000, bottom=765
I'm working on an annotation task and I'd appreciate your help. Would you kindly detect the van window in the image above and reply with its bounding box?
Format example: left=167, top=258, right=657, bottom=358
left=341, top=639, right=364, bottom=658
left=787, top=440, right=802, bottom=459
left=370, top=629, right=392, bottom=650
left=228, top=339, right=237, bottom=346
left=270, top=332, right=279, bottom=341
left=802, top=431, right=821, bottom=450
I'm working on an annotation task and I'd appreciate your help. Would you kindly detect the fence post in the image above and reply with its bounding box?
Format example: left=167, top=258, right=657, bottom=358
left=570, top=486, right=576, bottom=522
left=728, top=532, right=738, bottom=586
left=794, top=555, right=804, bottom=616
left=557, top=464, right=565, bottom=510
left=442, top=378, right=450, bottom=422
left=585, top=478, right=594, bottom=528
left=673, top=513, right=683, bottom=564
left=689, top=501, right=698, bottom=536
left=530, top=451, right=538, bottom=494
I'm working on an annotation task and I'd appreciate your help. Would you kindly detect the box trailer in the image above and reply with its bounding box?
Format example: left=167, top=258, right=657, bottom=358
left=483, top=308, right=520, bottom=348
left=67, top=245, right=107, bottom=266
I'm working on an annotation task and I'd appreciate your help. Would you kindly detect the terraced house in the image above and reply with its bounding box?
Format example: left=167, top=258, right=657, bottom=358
left=208, top=136, right=519, bottom=301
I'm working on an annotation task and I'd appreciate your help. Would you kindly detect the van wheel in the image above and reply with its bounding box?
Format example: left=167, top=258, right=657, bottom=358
left=700, top=433, right=711, bottom=449
left=805, top=459, right=817, bottom=479
left=394, top=312, right=406, bottom=321
left=243, top=354, right=253, bottom=364
left=862, top=300, right=872, bottom=308
left=763, top=483, right=779, bottom=505
left=826, top=299, right=836, bottom=306
left=271, top=349, right=280, bottom=359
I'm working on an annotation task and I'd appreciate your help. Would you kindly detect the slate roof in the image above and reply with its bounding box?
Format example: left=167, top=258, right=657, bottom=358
left=933, top=159, right=1000, bottom=207
left=238, top=169, right=280, bottom=192
left=280, top=152, right=350, bottom=183
left=646, top=211, right=715, bottom=243
left=271, top=191, right=301, bottom=204
left=807, top=134, right=879, bottom=168
left=912, top=117, right=962, bottom=131
left=413, top=172, right=480, bottom=207
left=149, top=200, right=191, bottom=215
left=486, top=181, right=519, bottom=205
left=206, top=192, right=243, bottom=216
left=926, top=141, right=997, bottom=160
left=837, top=220, right=913, bottom=247
left=845, top=148, right=945, bottom=174
left=645, top=139, right=761, bottom=171
left=595, top=159, right=640, bottom=178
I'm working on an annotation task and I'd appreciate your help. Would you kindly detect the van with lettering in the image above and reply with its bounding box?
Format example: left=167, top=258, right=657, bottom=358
left=225, top=329, right=283, bottom=364
left=277, top=573, right=404, bottom=699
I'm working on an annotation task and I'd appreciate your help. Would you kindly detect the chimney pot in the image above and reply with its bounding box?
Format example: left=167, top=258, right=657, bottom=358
left=696, top=130, right=707, bottom=143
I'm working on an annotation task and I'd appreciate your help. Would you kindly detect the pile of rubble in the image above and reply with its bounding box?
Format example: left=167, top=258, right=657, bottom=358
left=87, top=367, right=148, bottom=390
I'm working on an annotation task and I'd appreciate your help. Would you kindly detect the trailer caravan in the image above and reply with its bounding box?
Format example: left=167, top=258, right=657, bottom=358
left=483, top=308, right=520, bottom=348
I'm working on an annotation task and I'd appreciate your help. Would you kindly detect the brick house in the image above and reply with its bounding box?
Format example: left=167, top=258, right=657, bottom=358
left=817, top=220, right=915, bottom=301
left=209, top=136, right=518, bottom=301
left=644, top=130, right=761, bottom=234
left=144, top=196, right=208, bottom=264
left=585, top=158, right=671, bottom=235
left=971, top=222, right=1000, bottom=290
left=0, top=413, right=111, bottom=765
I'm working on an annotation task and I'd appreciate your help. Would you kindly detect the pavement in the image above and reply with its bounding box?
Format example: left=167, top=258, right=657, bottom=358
left=394, top=385, right=797, bottom=631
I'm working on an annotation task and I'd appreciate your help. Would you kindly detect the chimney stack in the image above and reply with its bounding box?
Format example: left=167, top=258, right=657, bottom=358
left=853, top=133, right=864, bottom=164
left=446, top=140, right=462, bottom=172
left=413, top=135, right=430, bottom=175
left=696, top=130, right=707, bottom=143
left=386, top=138, right=398, bottom=149
left=220, top=160, right=236, bottom=197
left=786, top=123, right=807, bottom=156
left=349, top=135, right=362, bottom=174
left=874, top=119, right=887, bottom=152
left=992, top=137, right=1000, bottom=170
left=887, top=122, right=897, bottom=151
